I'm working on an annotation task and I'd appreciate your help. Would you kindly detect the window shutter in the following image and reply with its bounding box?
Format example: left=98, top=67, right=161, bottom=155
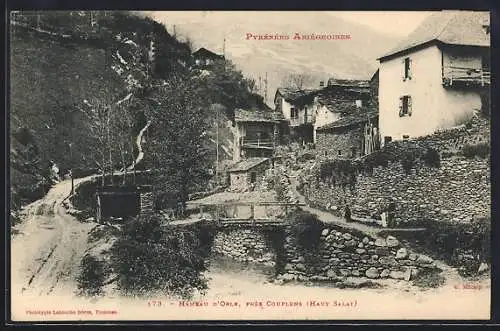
left=408, top=97, right=412, bottom=116
left=402, top=59, right=406, bottom=81
left=399, top=97, right=403, bottom=117
left=408, top=59, right=413, bottom=79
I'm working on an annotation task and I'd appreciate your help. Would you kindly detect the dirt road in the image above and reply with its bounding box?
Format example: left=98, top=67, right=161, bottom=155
left=11, top=176, right=98, bottom=298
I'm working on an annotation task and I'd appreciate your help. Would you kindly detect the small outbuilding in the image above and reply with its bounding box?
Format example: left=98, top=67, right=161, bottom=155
left=227, top=157, right=271, bottom=192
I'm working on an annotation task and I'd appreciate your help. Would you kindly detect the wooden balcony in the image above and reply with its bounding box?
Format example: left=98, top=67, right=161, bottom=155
left=443, top=66, right=490, bottom=87
left=241, top=137, right=274, bottom=149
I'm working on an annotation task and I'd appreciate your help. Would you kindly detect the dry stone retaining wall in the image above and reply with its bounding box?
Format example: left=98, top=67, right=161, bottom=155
left=278, top=225, right=437, bottom=282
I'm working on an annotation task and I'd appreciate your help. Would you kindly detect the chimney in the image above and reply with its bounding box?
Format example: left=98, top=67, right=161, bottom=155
left=319, top=81, right=325, bottom=87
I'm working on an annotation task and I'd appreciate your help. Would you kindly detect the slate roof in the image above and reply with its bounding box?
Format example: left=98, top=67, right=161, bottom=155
left=379, top=10, right=490, bottom=61
left=275, top=88, right=318, bottom=103
left=315, top=86, right=372, bottom=113
left=228, top=157, right=270, bottom=172
left=192, top=47, right=224, bottom=59
left=317, top=111, right=378, bottom=131
left=327, top=78, right=371, bottom=88
left=234, top=108, right=284, bottom=123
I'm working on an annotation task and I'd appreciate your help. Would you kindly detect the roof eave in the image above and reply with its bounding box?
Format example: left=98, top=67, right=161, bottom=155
left=378, top=39, right=440, bottom=62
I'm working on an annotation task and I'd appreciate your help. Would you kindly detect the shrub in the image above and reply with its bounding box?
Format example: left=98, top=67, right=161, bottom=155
left=462, top=142, right=490, bottom=159
left=110, top=214, right=209, bottom=298
left=422, top=148, right=441, bottom=168
left=77, top=254, right=108, bottom=297
left=412, top=217, right=491, bottom=277
left=288, top=210, right=323, bottom=250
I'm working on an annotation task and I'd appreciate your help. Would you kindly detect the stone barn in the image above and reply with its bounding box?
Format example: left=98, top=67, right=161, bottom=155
left=315, top=111, right=379, bottom=159
left=228, top=157, right=271, bottom=192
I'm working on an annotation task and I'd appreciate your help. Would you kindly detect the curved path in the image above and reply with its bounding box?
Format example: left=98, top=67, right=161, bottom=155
left=11, top=176, right=97, bottom=297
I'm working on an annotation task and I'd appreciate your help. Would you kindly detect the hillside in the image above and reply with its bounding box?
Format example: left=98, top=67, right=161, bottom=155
left=10, top=11, right=268, bottom=211
left=149, top=11, right=400, bottom=105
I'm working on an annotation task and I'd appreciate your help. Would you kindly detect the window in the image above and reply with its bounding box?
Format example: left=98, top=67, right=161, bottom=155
left=205, top=59, right=211, bottom=65
left=384, top=136, right=392, bottom=145
left=351, top=147, right=357, bottom=157
left=290, top=107, right=298, bottom=119
left=403, top=57, right=412, bottom=80
left=338, top=150, right=342, bottom=156
left=399, top=95, right=412, bottom=117
left=355, top=99, right=362, bottom=108
left=250, top=172, right=257, bottom=183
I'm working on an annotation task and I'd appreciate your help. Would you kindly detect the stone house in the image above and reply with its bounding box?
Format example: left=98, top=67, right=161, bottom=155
left=377, top=10, right=490, bottom=145
left=233, top=108, right=284, bottom=162
left=228, top=157, right=272, bottom=192
left=315, top=111, right=379, bottom=159
left=192, top=47, right=225, bottom=67
left=312, top=78, right=374, bottom=143
left=274, top=87, right=317, bottom=144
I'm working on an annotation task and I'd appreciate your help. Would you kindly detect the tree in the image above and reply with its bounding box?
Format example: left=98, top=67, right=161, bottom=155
left=281, top=73, right=315, bottom=90
left=144, top=74, right=212, bottom=213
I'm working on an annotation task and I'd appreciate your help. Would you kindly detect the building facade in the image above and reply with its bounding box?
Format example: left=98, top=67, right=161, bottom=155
left=378, top=10, right=490, bottom=145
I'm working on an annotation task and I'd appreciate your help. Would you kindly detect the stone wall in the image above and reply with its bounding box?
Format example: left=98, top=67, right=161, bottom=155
left=302, top=156, right=490, bottom=226
left=316, top=127, right=363, bottom=159
left=278, top=224, right=437, bottom=282
left=211, top=227, right=277, bottom=267
left=301, top=115, right=491, bottom=227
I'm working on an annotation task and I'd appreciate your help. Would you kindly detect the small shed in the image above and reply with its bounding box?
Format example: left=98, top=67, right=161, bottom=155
left=96, top=185, right=153, bottom=221
left=227, top=157, right=271, bottom=192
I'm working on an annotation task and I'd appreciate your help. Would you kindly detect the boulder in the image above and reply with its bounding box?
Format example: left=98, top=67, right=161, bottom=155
left=416, top=254, right=433, bottom=265
left=296, top=263, right=306, bottom=271
left=297, top=256, right=305, bottom=263
left=356, top=248, right=367, bottom=254
left=380, top=269, right=391, bottom=278
left=345, top=239, right=357, bottom=247
left=326, top=269, right=337, bottom=279
left=342, top=233, right=352, bottom=240
left=386, top=235, right=399, bottom=247
left=362, top=237, right=370, bottom=244
left=374, top=238, right=387, bottom=247
left=389, top=270, right=406, bottom=280
left=365, top=267, right=380, bottom=279
left=379, top=256, right=398, bottom=266
left=395, top=248, right=408, bottom=260
left=340, top=269, right=351, bottom=277
left=321, top=229, right=330, bottom=237
left=284, top=263, right=293, bottom=271
left=408, top=253, right=418, bottom=261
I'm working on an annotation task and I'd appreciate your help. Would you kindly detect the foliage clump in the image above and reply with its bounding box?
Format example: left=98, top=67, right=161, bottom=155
left=109, top=214, right=209, bottom=299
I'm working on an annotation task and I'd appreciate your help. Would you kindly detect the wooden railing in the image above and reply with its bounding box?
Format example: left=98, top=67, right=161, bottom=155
left=186, top=201, right=306, bottom=222
left=443, top=65, right=490, bottom=87
left=241, top=137, right=274, bottom=148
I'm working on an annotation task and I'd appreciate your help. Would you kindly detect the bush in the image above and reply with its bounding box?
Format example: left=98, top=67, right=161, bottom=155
left=77, top=254, right=108, bottom=297
left=288, top=210, right=323, bottom=250
left=412, top=217, right=491, bottom=277
left=110, top=214, right=209, bottom=298
left=462, top=142, right=490, bottom=159
left=422, top=148, right=441, bottom=168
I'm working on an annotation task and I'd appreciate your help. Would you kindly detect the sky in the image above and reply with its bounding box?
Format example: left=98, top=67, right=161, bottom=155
left=327, top=11, right=433, bottom=36
left=148, top=11, right=434, bottom=38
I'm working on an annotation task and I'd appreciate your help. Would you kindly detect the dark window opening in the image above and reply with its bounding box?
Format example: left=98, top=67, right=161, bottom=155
left=250, top=172, right=257, bottom=183
left=399, top=95, right=412, bottom=117
left=291, top=107, right=298, bottom=119
left=338, top=150, right=342, bottom=156
left=384, top=136, right=392, bottom=145
left=404, top=57, right=412, bottom=80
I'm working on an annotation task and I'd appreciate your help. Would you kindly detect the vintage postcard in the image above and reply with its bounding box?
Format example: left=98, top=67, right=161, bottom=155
left=9, top=10, right=491, bottom=322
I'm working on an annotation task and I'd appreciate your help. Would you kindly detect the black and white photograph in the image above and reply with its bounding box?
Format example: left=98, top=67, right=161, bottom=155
left=8, top=10, right=491, bottom=321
